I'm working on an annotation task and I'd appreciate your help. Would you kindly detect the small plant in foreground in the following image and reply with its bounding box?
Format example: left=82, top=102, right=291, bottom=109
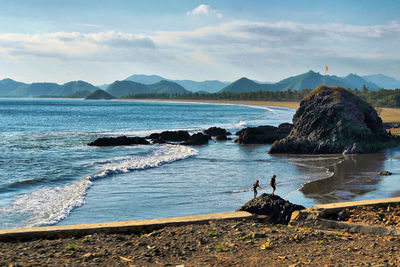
left=260, top=239, right=272, bottom=250
left=65, top=243, right=77, bottom=250
left=215, top=243, right=229, bottom=252
left=208, top=232, right=218, bottom=237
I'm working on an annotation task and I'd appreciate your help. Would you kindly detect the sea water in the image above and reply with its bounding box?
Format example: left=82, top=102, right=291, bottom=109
left=0, top=98, right=399, bottom=229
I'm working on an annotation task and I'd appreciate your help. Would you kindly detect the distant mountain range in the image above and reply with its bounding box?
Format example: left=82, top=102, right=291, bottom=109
left=1, top=71, right=399, bottom=98
left=0, top=79, right=99, bottom=98
left=220, top=71, right=386, bottom=93
left=363, top=74, right=400, bottom=89
left=106, top=80, right=189, bottom=98
left=125, top=74, right=229, bottom=93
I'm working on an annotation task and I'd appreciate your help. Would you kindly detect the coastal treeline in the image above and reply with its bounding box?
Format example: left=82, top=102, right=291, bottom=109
left=124, top=89, right=312, bottom=102
left=123, top=87, right=400, bottom=108
left=353, top=87, right=400, bottom=107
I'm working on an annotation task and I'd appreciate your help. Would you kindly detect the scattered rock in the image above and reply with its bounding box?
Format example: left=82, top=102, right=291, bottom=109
left=203, top=127, right=231, bottom=137
left=235, top=125, right=280, bottom=144
left=215, top=134, right=229, bottom=141
left=237, top=193, right=305, bottom=224
left=182, top=133, right=210, bottom=145
left=146, top=131, right=190, bottom=142
left=88, top=136, right=149, bottom=146
left=379, top=171, right=392, bottom=176
left=269, top=85, right=397, bottom=154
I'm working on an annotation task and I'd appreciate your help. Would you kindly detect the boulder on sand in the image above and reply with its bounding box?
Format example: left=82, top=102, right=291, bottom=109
left=269, top=85, right=396, bottom=154
left=146, top=130, right=190, bottom=142
left=182, top=132, right=210, bottom=145
left=238, top=193, right=305, bottom=224
left=203, top=127, right=231, bottom=136
left=88, top=136, right=149, bottom=146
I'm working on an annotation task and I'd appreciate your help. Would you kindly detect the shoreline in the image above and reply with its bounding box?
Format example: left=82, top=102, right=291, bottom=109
left=3, top=97, right=399, bottom=123
left=119, top=98, right=400, bottom=123
left=117, top=98, right=300, bottom=109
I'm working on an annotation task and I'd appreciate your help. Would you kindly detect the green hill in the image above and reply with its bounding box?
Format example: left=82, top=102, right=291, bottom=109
left=106, top=80, right=150, bottom=98
left=0, top=78, right=26, bottom=96
left=343, top=74, right=380, bottom=90
left=85, top=89, right=114, bottom=100
left=148, top=80, right=189, bottom=94
left=10, top=82, right=60, bottom=97
left=220, top=77, right=272, bottom=93
left=363, top=74, right=400, bottom=89
left=106, top=80, right=190, bottom=97
left=221, top=71, right=381, bottom=93
left=125, top=74, right=165, bottom=84
left=125, top=74, right=228, bottom=93
left=173, top=79, right=228, bottom=93
left=54, top=80, right=99, bottom=97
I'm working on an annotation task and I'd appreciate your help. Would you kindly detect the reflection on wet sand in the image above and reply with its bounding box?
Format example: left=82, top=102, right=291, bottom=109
left=273, top=153, right=387, bottom=204
left=301, top=153, right=387, bottom=203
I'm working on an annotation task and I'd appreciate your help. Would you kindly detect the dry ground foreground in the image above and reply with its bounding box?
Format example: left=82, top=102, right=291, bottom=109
left=1, top=207, right=400, bottom=267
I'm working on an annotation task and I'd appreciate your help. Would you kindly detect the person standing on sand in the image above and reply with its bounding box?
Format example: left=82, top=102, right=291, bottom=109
left=270, top=175, right=276, bottom=196
left=253, top=179, right=261, bottom=199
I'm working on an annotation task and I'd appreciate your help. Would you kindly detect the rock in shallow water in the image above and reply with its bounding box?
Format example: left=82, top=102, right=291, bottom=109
left=182, top=132, right=210, bottom=145
left=203, top=127, right=231, bottom=137
left=88, top=136, right=149, bottom=146
left=146, top=130, right=190, bottom=142
left=237, top=193, right=305, bottom=224
left=234, top=123, right=293, bottom=144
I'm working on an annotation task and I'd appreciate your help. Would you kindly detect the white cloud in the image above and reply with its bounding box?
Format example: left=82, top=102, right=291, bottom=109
left=186, top=4, right=222, bottom=18
left=0, top=31, right=155, bottom=60
left=1, top=20, right=400, bottom=83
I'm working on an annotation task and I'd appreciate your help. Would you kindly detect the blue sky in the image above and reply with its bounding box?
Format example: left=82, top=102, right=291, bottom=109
left=0, top=0, right=399, bottom=84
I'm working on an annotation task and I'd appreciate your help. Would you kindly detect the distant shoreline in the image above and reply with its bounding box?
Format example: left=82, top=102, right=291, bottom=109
left=2, top=97, right=399, bottom=123
left=118, top=98, right=400, bottom=124
left=117, top=98, right=300, bottom=109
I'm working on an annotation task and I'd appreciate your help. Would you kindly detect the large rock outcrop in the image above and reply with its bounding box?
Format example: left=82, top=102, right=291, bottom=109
left=238, top=193, right=305, bottom=224
left=269, top=85, right=395, bottom=154
left=235, top=123, right=293, bottom=144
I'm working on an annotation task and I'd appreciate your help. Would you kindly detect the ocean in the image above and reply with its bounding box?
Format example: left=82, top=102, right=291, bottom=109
left=0, top=98, right=399, bottom=229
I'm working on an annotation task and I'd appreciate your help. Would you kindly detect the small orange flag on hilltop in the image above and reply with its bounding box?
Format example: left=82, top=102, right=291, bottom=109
left=326, top=65, right=329, bottom=71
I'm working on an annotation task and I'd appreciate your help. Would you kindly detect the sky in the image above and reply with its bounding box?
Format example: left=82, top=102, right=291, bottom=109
left=0, top=0, right=399, bottom=84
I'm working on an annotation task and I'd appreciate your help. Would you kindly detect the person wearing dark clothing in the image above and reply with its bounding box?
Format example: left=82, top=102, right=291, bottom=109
left=270, top=175, right=276, bottom=196
left=253, top=179, right=261, bottom=199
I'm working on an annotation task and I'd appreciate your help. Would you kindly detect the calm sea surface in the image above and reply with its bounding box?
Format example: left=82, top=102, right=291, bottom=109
left=0, top=98, right=399, bottom=229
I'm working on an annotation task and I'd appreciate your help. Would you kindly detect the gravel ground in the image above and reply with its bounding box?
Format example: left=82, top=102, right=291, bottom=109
left=344, top=204, right=400, bottom=228
left=1, top=218, right=400, bottom=266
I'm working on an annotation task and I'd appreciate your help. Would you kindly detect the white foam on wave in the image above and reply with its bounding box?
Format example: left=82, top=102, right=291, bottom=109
left=0, top=145, right=197, bottom=228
